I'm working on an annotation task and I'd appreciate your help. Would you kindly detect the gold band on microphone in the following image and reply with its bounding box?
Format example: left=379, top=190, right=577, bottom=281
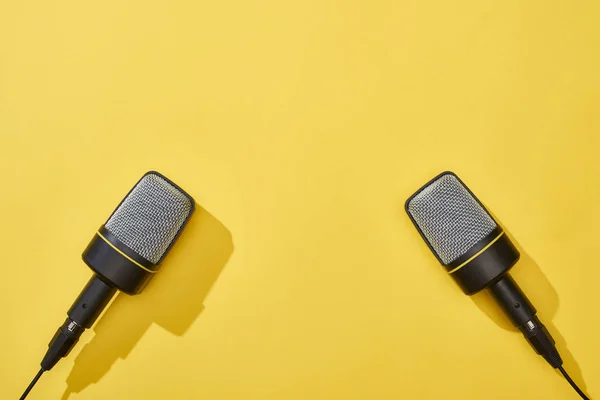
left=96, top=231, right=157, bottom=274
left=448, top=232, right=505, bottom=274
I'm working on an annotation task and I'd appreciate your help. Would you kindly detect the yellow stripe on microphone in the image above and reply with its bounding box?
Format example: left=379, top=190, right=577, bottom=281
left=96, top=231, right=157, bottom=273
left=448, top=232, right=505, bottom=274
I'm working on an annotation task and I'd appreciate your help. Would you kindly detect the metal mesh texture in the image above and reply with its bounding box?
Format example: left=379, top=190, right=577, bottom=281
left=105, top=173, right=193, bottom=264
left=406, top=174, right=497, bottom=264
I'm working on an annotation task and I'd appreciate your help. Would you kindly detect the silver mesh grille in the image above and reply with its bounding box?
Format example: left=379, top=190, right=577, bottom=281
left=406, top=174, right=497, bottom=264
left=105, top=173, right=193, bottom=264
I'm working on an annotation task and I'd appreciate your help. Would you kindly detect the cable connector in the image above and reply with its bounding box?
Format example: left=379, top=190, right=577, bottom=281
left=41, top=317, right=85, bottom=371
left=517, top=316, right=562, bottom=368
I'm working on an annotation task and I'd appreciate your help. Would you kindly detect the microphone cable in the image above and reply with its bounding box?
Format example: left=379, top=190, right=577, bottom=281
left=544, top=347, right=590, bottom=399
left=558, top=365, right=590, bottom=400
left=19, top=362, right=591, bottom=400
left=19, top=369, right=44, bottom=400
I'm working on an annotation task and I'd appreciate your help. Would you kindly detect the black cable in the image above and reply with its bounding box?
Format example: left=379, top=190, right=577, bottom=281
left=19, top=368, right=44, bottom=400
left=558, top=365, right=590, bottom=400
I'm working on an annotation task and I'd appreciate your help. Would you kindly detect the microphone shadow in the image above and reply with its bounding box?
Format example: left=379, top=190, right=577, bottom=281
left=61, top=205, right=233, bottom=399
left=470, top=222, right=587, bottom=392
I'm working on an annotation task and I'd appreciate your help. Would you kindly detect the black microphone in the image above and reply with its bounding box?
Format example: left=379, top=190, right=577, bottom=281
left=20, top=171, right=194, bottom=400
left=405, top=172, right=589, bottom=399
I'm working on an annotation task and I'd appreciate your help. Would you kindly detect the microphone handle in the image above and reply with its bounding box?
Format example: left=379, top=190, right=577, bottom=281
left=488, top=274, right=562, bottom=368
left=41, top=275, right=117, bottom=371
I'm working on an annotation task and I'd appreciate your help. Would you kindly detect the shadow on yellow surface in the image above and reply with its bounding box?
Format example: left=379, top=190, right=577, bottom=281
left=471, top=224, right=587, bottom=393
left=61, top=205, right=233, bottom=399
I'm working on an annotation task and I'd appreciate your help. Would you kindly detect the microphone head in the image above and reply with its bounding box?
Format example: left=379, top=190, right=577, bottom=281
left=405, top=172, right=519, bottom=295
left=105, top=172, right=194, bottom=264
left=83, top=171, right=195, bottom=294
left=405, top=173, right=497, bottom=265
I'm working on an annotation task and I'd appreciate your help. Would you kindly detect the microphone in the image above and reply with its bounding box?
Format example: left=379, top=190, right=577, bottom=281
left=405, top=172, right=589, bottom=399
left=20, top=171, right=194, bottom=400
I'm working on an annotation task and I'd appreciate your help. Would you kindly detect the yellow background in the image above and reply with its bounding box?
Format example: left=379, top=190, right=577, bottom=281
left=1, top=0, right=598, bottom=399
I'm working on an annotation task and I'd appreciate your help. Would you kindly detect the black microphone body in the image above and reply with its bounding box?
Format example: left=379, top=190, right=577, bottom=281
left=405, top=172, right=562, bottom=368
left=36, top=171, right=195, bottom=373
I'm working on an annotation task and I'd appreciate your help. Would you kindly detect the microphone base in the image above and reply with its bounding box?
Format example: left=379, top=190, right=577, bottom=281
left=449, top=228, right=520, bottom=295
left=83, top=227, right=157, bottom=295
